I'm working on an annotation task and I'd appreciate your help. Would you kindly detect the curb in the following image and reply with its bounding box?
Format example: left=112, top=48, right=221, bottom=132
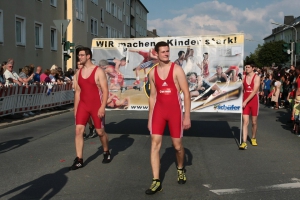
left=0, top=106, right=73, bottom=129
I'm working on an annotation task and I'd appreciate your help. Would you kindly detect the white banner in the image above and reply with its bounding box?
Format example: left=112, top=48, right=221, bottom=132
left=91, top=33, right=244, bottom=113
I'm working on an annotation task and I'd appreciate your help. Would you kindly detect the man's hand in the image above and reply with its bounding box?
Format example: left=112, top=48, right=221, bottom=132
left=242, top=100, right=248, bottom=108
left=182, top=116, right=191, bottom=130
left=98, top=107, right=105, bottom=118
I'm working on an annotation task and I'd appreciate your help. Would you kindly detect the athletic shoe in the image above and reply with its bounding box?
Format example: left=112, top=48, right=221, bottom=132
left=239, top=142, right=247, bottom=150
left=177, top=167, right=186, bottom=184
left=279, top=106, right=284, bottom=109
left=297, top=134, right=300, bottom=137
left=83, top=132, right=88, bottom=140
left=22, top=113, right=29, bottom=117
left=251, top=138, right=258, bottom=146
left=69, top=157, right=84, bottom=170
left=102, top=151, right=111, bottom=163
left=28, top=111, right=35, bottom=115
left=133, top=86, right=141, bottom=91
left=88, top=125, right=97, bottom=138
left=145, top=179, right=162, bottom=195
left=133, top=80, right=140, bottom=85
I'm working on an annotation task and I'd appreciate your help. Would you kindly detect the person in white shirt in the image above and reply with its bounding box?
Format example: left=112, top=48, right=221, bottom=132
left=3, top=59, right=23, bottom=86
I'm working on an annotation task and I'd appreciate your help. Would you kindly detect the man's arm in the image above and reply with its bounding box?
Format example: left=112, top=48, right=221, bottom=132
left=243, top=75, right=260, bottom=107
left=148, top=69, right=156, bottom=131
left=97, top=68, right=109, bottom=118
left=184, top=47, right=190, bottom=61
left=113, top=59, right=122, bottom=75
left=175, top=65, right=191, bottom=130
left=73, top=71, right=81, bottom=117
left=149, top=48, right=158, bottom=60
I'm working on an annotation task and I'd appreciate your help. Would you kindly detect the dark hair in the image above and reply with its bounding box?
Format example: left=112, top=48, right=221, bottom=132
left=186, top=71, right=197, bottom=78
left=154, top=41, right=169, bottom=53
left=1, top=61, right=7, bottom=67
left=44, top=69, right=51, bottom=76
left=77, top=47, right=93, bottom=59
left=203, top=52, right=208, bottom=57
left=178, top=51, right=185, bottom=57
left=121, top=57, right=126, bottom=61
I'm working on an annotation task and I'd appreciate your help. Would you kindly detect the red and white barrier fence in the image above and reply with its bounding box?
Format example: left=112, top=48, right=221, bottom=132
left=0, top=83, right=74, bottom=117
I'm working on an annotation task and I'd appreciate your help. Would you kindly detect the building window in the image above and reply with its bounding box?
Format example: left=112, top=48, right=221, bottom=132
left=106, top=25, right=111, bottom=37
left=111, top=2, right=115, bottom=16
left=0, top=10, right=3, bottom=43
left=106, top=0, right=111, bottom=13
left=91, top=0, right=98, bottom=5
left=76, top=0, right=84, bottom=21
left=100, top=8, right=104, bottom=22
left=123, top=2, right=125, bottom=15
left=91, top=17, right=98, bottom=36
left=118, top=8, right=122, bottom=21
left=126, top=0, right=130, bottom=5
left=50, top=0, right=57, bottom=7
left=15, top=15, right=26, bottom=46
left=126, top=15, right=130, bottom=26
left=50, top=27, right=57, bottom=50
left=35, top=22, right=43, bottom=48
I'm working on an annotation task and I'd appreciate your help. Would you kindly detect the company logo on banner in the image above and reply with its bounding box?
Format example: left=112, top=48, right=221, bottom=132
left=91, top=33, right=244, bottom=113
left=214, top=104, right=241, bottom=111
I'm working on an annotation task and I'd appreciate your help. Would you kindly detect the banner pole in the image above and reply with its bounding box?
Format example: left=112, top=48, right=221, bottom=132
left=240, top=113, right=242, bottom=144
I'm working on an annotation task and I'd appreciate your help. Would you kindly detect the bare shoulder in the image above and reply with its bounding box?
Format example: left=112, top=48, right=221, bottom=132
left=173, top=63, right=184, bottom=75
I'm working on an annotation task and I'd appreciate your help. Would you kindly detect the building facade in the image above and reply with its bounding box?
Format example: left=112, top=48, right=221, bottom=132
left=0, top=0, right=149, bottom=71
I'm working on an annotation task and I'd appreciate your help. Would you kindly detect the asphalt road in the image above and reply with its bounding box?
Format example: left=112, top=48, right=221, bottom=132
left=0, top=105, right=300, bottom=200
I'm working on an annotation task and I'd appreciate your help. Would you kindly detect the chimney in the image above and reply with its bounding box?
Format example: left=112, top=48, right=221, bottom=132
left=284, top=15, right=294, bottom=25
left=153, top=29, right=157, bottom=36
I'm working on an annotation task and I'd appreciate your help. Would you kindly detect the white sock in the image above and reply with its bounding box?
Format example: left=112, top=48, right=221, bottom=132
left=136, top=76, right=139, bottom=81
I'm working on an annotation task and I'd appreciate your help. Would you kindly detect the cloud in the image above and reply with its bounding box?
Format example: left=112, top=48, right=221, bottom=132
left=147, top=0, right=300, bottom=55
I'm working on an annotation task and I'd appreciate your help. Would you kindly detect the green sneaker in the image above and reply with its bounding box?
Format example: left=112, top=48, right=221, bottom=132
left=177, top=167, right=186, bottom=184
left=145, top=179, right=162, bottom=195
left=239, top=142, right=247, bottom=150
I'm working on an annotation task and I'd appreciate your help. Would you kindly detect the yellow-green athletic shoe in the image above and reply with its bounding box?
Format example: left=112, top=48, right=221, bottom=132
left=145, top=179, right=162, bottom=195
left=177, top=167, right=187, bottom=184
left=251, top=138, right=258, bottom=146
left=239, top=142, right=247, bottom=150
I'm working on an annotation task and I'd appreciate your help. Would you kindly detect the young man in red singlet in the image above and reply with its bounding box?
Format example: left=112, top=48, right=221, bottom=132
left=145, top=41, right=191, bottom=195
left=70, top=47, right=111, bottom=170
left=240, top=64, right=260, bottom=150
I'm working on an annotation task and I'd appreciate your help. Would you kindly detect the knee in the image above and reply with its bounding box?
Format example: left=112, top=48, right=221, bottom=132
left=173, top=143, right=183, bottom=153
left=252, top=121, right=257, bottom=126
left=96, top=129, right=105, bottom=137
left=75, top=126, right=85, bottom=136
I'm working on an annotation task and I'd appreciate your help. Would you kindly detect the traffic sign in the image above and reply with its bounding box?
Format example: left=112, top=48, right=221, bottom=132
left=53, top=19, right=70, bottom=34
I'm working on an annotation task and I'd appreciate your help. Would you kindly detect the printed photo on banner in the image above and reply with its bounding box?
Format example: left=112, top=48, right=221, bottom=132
left=91, top=33, right=244, bottom=113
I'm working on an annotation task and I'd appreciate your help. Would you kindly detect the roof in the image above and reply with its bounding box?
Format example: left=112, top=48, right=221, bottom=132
left=138, top=0, right=149, bottom=13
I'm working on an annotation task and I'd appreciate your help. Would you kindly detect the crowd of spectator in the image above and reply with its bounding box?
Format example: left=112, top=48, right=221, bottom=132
left=0, top=58, right=75, bottom=117
left=257, top=64, right=300, bottom=135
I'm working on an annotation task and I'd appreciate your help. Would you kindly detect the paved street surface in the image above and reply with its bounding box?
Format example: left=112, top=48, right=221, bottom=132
left=1, top=104, right=300, bottom=199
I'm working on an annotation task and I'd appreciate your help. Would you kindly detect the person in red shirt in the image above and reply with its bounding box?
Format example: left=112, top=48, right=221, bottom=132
left=146, top=41, right=191, bottom=195
left=240, top=64, right=260, bottom=150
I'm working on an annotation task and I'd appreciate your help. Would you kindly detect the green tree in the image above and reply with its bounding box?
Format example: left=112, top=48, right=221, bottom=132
left=257, top=40, right=289, bottom=67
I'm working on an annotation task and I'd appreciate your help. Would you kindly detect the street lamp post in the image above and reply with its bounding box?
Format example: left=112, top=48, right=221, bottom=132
left=271, top=22, right=297, bottom=67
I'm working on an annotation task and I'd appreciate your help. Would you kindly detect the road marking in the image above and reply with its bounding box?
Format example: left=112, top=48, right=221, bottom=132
left=210, top=188, right=245, bottom=195
left=209, top=178, right=300, bottom=195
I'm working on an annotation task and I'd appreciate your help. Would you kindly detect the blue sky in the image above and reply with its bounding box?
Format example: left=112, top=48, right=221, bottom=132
left=142, top=0, right=300, bottom=57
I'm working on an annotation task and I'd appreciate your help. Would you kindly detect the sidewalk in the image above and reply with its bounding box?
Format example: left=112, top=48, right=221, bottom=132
left=0, top=105, right=73, bottom=129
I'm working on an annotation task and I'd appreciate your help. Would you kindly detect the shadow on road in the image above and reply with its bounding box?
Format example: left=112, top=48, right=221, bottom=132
left=0, top=167, right=69, bottom=200
left=0, top=137, right=33, bottom=154
left=106, top=119, right=239, bottom=139
left=160, top=147, right=193, bottom=182
left=84, top=134, right=134, bottom=166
